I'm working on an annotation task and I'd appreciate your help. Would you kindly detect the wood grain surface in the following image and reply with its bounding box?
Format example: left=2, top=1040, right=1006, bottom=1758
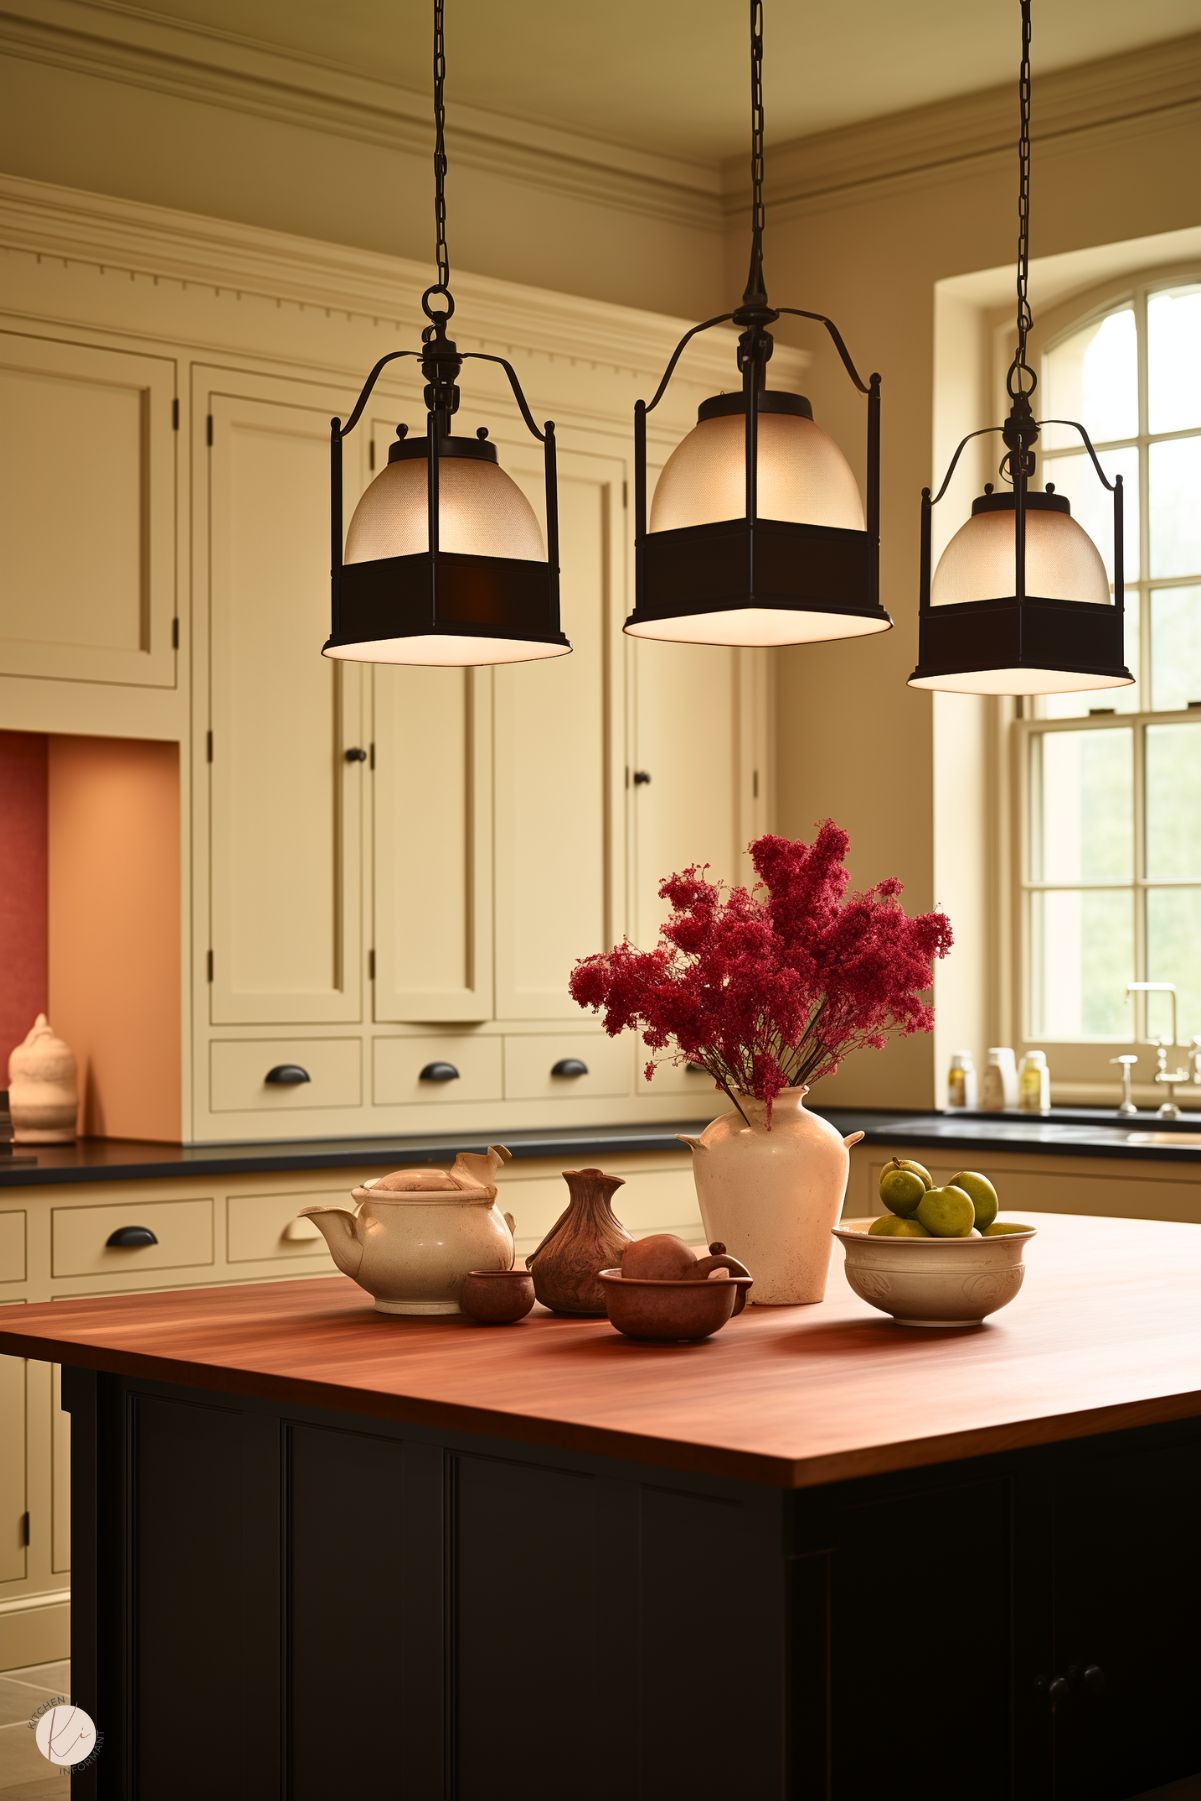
left=2, top=1213, right=1198, bottom=1488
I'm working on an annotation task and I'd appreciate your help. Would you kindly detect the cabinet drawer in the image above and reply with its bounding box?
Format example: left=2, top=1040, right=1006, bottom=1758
left=210, top=1039, right=361, bottom=1113
left=227, top=1190, right=343, bottom=1265
left=0, top=1209, right=26, bottom=1283
left=373, top=1037, right=502, bottom=1106
left=52, top=1198, right=214, bottom=1278
left=504, top=1034, right=631, bottom=1101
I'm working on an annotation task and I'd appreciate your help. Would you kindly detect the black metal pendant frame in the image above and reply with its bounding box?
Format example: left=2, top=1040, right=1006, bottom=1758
left=625, top=303, right=889, bottom=640
left=324, top=327, right=568, bottom=660
left=909, top=415, right=1132, bottom=689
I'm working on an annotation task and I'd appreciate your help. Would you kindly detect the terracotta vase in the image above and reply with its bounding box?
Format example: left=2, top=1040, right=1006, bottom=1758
left=8, top=1015, right=78, bottom=1144
left=678, top=1086, right=864, bottom=1306
left=526, top=1168, right=633, bottom=1316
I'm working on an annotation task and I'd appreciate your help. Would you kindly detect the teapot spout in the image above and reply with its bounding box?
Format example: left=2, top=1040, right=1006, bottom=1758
left=300, top=1206, right=364, bottom=1280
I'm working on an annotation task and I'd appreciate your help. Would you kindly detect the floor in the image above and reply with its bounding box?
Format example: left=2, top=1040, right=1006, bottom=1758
left=0, top=1665, right=70, bottom=1798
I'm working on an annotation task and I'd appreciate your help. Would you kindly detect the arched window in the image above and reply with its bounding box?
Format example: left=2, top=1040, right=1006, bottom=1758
left=1014, top=274, right=1201, bottom=1089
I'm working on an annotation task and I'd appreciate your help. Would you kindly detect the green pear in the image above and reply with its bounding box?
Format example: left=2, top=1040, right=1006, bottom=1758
left=949, top=1170, right=999, bottom=1232
left=879, top=1166, right=928, bottom=1217
left=916, top=1184, right=976, bottom=1238
left=868, top=1215, right=930, bottom=1237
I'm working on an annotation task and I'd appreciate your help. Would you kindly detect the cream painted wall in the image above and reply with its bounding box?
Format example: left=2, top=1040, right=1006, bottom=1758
left=0, top=49, right=723, bottom=319
left=747, top=101, right=1201, bottom=1107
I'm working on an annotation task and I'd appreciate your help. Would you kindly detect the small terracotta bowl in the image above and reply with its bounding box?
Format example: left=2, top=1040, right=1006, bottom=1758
left=461, top=1268, right=536, bottom=1325
left=598, top=1267, right=752, bottom=1343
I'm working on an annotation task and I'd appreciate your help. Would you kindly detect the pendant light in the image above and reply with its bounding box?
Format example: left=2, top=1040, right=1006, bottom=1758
left=624, top=0, right=891, bottom=649
left=324, top=0, right=570, bottom=667
left=909, top=0, right=1131, bottom=697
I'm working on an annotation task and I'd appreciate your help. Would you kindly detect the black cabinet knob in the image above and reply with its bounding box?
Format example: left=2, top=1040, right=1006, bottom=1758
left=264, top=1065, right=311, bottom=1086
left=632, top=769, right=652, bottom=786
left=344, top=747, right=368, bottom=763
left=420, top=1061, right=460, bottom=1083
left=1039, top=1675, right=1071, bottom=1713
left=106, top=1225, right=158, bottom=1249
left=551, top=1057, right=589, bottom=1079
left=1080, top=1664, right=1106, bottom=1698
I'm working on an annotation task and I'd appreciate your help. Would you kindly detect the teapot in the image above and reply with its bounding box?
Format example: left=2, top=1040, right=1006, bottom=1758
left=302, top=1145, right=516, bottom=1315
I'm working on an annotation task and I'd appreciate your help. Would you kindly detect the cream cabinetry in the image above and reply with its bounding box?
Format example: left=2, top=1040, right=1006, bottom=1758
left=0, top=186, right=781, bottom=1140
left=0, top=327, right=178, bottom=692
left=847, top=1143, right=1201, bottom=1224
left=202, top=370, right=365, bottom=1028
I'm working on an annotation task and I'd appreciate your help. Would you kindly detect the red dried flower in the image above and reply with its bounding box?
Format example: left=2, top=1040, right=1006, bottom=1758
left=569, top=822, right=953, bottom=1127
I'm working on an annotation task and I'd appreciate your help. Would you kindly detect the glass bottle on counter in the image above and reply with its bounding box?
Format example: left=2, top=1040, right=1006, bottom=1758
left=1019, top=1049, right=1051, bottom=1114
left=982, top=1047, right=1019, bottom=1112
left=946, top=1051, right=978, bottom=1110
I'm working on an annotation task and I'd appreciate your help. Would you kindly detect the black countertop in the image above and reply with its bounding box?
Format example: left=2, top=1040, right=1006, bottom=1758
left=0, top=1106, right=1199, bottom=1188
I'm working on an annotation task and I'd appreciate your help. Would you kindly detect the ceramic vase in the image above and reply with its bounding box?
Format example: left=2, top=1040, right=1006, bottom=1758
left=678, top=1086, right=863, bottom=1305
left=8, top=1014, right=78, bottom=1144
left=526, top=1168, right=633, bottom=1315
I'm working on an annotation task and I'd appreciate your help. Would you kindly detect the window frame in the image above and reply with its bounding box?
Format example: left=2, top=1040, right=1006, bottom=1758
left=1009, top=265, right=1201, bottom=1099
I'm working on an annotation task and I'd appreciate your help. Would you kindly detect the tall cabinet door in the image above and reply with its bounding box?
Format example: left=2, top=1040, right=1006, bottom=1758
left=0, top=331, right=177, bottom=686
left=492, top=437, right=627, bottom=1019
left=370, top=414, right=494, bottom=1024
left=629, top=642, right=767, bottom=950
left=203, top=375, right=364, bottom=1026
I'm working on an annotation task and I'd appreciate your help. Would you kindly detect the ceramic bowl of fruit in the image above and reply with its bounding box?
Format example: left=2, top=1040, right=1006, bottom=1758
left=832, top=1159, right=1036, bottom=1327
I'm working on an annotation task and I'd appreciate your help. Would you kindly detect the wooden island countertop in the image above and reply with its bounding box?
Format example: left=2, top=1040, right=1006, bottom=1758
left=2, top=1211, right=1198, bottom=1488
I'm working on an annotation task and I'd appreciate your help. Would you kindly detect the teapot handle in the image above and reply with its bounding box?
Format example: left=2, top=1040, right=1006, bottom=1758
left=692, top=1244, right=753, bottom=1315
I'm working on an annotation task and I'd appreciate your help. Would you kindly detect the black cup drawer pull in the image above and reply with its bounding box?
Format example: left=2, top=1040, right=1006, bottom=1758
left=106, top=1225, right=158, bottom=1249
left=551, top=1057, right=589, bottom=1079
left=264, top=1065, right=311, bottom=1086
left=420, top=1061, right=460, bottom=1083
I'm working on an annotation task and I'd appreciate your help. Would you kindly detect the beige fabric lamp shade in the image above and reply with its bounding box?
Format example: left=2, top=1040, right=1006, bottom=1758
left=327, top=446, right=569, bottom=667
left=344, top=453, right=544, bottom=564
left=913, top=490, right=1127, bottom=696
left=631, top=395, right=883, bottom=648
left=649, top=409, right=866, bottom=536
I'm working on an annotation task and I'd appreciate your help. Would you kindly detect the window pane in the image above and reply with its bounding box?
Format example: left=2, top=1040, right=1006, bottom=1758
left=1041, top=307, right=1137, bottom=451
left=1042, top=589, right=1140, bottom=719
left=1031, top=890, right=1133, bottom=1038
left=1148, top=285, right=1201, bottom=435
left=1039, top=444, right=1138, bottom=583
left=1145, top=723, right=1201, bottom=879
left=1032, top=728, right=1132, bottom=882
left=1149, top=586, right=1201, bottom=712
left=1149, top=437, right=1201, bottom=579
left=1147, top=889, right=1201, bottom=1039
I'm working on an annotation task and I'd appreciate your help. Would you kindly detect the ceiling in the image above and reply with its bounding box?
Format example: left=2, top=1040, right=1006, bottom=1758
left=119, top=0, right=1199, bottom=163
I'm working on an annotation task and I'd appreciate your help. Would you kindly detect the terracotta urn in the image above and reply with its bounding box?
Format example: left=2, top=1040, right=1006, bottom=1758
left=679, top=1086, right=864, bottom=1305
left=301, top=1145, right=516, bottom=1315
left=8, top=1014, right=78, bottom=1144
left=526, top=1167, right=633, bottom=1316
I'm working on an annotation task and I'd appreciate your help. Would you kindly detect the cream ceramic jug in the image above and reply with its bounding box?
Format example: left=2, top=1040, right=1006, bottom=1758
left=301, top=1145, right=516, bottom=1314
left=679, top=1087, right=863, bottom=1305
left=8, top=1014, right=78, bottom=1144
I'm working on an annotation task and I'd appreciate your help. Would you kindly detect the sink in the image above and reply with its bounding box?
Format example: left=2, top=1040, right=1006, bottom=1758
left=1124, top=1131, right=1201, bottom=1146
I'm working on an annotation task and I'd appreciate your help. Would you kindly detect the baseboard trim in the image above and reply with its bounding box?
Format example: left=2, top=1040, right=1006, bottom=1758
left=0, top=1588, right=70, bottom=1673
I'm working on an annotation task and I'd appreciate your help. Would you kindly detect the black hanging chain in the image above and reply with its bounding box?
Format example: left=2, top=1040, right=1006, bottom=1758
left=422, top=0, right=455, bottom=327
left=1002, top=0, right=1038, bottom=481
left=1009, top=0, right=1034, bottom=394
left=742, top=0, right=768, bottom=309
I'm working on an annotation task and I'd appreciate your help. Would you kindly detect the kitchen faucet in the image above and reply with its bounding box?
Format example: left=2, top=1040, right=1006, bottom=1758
left=1123, top=982, right=1197, bottom=1119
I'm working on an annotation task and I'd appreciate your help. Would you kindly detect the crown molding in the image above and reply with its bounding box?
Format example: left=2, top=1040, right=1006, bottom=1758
left=724, top=31, right=1201, bottom=216
left=0, top=0, right=721, bottom=231
left=0, top=173, right=808, bottom=395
